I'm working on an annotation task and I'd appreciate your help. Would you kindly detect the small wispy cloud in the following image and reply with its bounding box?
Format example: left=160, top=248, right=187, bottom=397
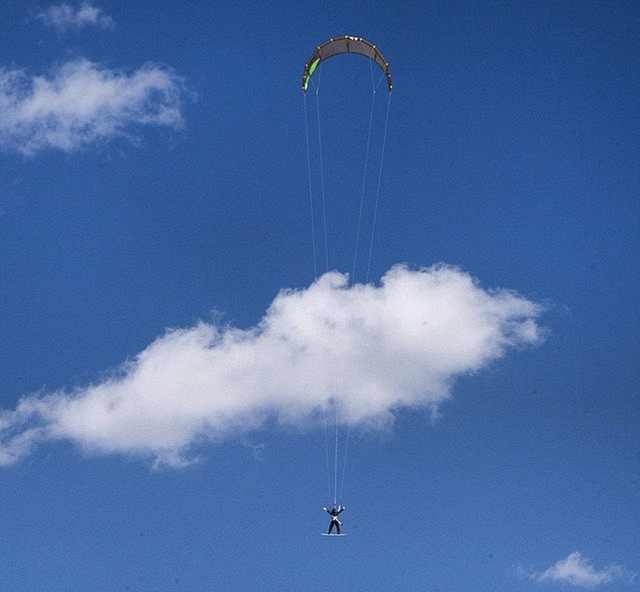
left=526, top=552, right=633, bottom=588
left=38, top=1, right=115, bottom=32
left=0, top=59, right=187, bottom=155
left=242, top=439, right=266, bottom=462
left=0, top=264, right=545, bottom=468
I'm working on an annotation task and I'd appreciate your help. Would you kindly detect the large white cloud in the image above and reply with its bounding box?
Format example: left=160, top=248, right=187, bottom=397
left=529, top=552, right=632, bottom=588
left=0, top=265, right=545, bottom=468
left=37, top=2, right=115, bottom=32
left=0, top=59, right=186, bottom=155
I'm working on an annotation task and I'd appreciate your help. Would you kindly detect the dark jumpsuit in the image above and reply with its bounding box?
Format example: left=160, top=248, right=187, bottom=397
left=324, top=506, right=345, bottom=534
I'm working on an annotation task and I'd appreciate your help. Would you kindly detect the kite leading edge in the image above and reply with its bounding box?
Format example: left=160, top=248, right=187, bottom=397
left=302, top=35, right=393, bottom=92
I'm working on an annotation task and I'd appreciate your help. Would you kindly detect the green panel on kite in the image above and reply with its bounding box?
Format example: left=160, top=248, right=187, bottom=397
left=303, top=58, right=321, bottom=91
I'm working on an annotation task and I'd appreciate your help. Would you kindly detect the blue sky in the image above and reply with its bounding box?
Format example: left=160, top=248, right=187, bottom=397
left=1, top=1, right=638, bottom=590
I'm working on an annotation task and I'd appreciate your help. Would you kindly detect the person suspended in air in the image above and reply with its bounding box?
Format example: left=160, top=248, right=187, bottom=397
left=323, top=505, right=346, bottom=535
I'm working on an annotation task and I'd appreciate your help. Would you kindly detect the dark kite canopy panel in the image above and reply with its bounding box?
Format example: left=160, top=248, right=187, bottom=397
left=302, top=35, right=393, bottom=92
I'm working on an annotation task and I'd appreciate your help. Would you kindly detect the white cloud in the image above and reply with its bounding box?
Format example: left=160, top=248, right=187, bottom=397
left=0, top=59, right=186, bottom=155
left=0, top=264, right=545, bottom=468
left=529, top=552, right=631, bottom=588
left=38, top=2, right=115, bottom=32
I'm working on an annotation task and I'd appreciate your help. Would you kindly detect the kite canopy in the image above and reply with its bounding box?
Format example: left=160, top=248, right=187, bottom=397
left=302, top=35, right=393, bottom=92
